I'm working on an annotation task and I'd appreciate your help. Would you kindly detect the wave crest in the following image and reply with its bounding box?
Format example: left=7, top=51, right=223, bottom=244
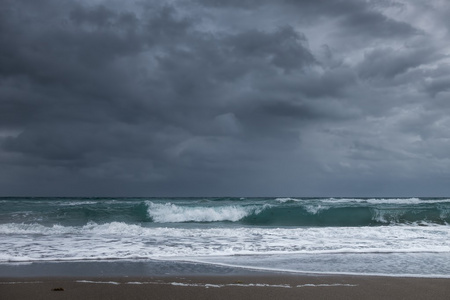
left=146, top=202, right=264, bottom=223
left=275, top=198, right=301, bottom=203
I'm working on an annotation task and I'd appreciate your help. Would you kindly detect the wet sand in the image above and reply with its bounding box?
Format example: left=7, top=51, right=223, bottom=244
left=1, top=274, right=449, bottom=300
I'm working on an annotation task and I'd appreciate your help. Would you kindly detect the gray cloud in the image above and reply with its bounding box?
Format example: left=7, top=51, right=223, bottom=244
left=424, top=76, right=450, bottom=97
left=338, top=8, right=419, bottom=39
left=358, top=46, right=437, bottom=79
left=1, top=0, right=450, bottom=196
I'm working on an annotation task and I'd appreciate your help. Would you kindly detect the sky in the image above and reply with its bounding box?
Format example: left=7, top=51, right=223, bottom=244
left=1, top=0, right=450, bottom=197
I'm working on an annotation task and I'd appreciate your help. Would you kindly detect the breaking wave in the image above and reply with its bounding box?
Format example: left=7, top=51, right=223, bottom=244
left=146, top=201, right=267, bottom=223
left=1, top=197, right=449, bottom=226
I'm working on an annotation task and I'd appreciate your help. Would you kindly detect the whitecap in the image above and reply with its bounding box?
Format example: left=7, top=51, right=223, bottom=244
left=145, top=201, right=264, bottom=223
left=275, top=198, right=301, bottom=203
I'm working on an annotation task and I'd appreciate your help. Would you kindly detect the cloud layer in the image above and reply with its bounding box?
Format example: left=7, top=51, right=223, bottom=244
left=1, top=0, right=450, bottom=196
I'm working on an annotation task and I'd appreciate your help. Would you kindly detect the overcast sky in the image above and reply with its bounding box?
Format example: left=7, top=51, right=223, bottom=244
left=1, top=0, right=450, bottom=197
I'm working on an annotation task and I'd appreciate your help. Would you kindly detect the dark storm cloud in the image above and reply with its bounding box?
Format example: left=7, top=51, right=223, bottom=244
left=226, top=27, right=315, bottom=72
left=424, top=78, right=450, bottom=98
left=337, top=8, right=419, bottom=39
left=1, top=0, right=450, bottom=196
left=358, top=46, right=438, bottom=79
left=199, top=0, right=418, bottom=38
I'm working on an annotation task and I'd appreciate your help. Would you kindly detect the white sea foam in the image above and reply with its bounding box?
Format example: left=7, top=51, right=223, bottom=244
left=170, top=282, right=293, bottom=288
left=1, top=222, right=449, bottom=263
left=304, top=205, right=328, bottom=214
left=296, top=284, right=357, bottom=287
left=1, top=221, right=450, bottom=276
left=59, top=201, right=99, bottom=206
left=146, top=201, right=266, bottom=223
left=275, top=198, right=301, bottom=203
left=371, top=209, right=407, bottom=224
left=93, top=281, right=356, bottom=288
left=0, top=279, right=355, bottom=288
left=171, top=282, right=221, bottom=288
left=76, top=280, right=120, bottom=285
left=322, top=198, right=450, bottom=204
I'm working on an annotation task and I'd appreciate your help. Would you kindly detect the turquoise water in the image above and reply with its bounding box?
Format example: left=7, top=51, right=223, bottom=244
left=2, top=197, right=449, bottom=226
left=1, top=197, right=449, bottom=277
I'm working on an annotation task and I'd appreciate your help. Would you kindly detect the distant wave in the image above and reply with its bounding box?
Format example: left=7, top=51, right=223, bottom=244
left=275, top=197, right=302, bottom=203
left=321, top=197, right=450, bottom=204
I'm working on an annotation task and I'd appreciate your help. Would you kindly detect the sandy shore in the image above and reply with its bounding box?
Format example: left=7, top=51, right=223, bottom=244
left=1, top=274, right=449, bottom=300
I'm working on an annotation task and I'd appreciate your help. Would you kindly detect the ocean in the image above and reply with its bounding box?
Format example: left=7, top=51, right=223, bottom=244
left=1, top=197, right=449, bottom=277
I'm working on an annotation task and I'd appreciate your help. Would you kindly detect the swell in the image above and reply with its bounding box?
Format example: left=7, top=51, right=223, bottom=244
left=145, top=201, right=450, bottom=226
left=0, top=201, right=150, bottom=226
left=2, top=198, right=450, bottom=227
left=242, top=206, right=449, bottom=226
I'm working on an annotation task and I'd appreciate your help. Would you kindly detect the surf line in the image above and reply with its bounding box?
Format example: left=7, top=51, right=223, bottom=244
left=76, top=280, right=358, bottom=288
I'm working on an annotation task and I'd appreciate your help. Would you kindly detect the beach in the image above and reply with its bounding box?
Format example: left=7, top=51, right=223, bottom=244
left=1, top=260, right=449, bottom=300
left=2, top=274, right=450, bottom=300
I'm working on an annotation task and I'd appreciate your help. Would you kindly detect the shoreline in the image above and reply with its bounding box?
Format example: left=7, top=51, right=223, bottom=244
left=0, top=259, right=450, bottom=282
left=1, top=258, right=449, bottom=279
left=2, top=274, right=450, bottom=300
left=1, top=260, right=450, bottom=299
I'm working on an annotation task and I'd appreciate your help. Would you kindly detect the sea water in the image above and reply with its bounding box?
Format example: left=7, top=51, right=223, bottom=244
left=0, top=197, right=449, bottom=277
